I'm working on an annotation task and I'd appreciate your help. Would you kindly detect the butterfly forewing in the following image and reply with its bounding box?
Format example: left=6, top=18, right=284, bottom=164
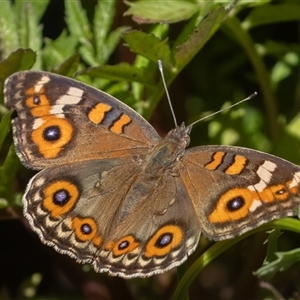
left=4, top=71, right=160, bottom=169
left=182, top=145, right=300, bottom=240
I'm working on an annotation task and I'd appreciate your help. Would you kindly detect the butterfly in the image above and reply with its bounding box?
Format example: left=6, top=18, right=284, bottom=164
left=4, top=71, right=300, bottom=278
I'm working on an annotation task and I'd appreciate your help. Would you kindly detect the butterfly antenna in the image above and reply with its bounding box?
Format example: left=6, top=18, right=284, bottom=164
left=189, top=92, right=257, bottom=128
left=158, top=60, right=178, bottom=127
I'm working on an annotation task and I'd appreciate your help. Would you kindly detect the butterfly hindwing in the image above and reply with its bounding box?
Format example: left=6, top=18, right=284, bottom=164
left=24, top=156, right=200, bottom=278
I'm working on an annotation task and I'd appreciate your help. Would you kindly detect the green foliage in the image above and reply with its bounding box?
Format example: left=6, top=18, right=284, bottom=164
left=256, top=247, right=300, bottom=280
left=124, top=0, right=201, bottom=24
left=1, top=0, right=300, bottom=299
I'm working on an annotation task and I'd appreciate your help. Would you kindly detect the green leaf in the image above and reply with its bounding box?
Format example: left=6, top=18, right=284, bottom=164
left=263, top=229, right=281, bottom=265
left=0, top=145, right=20, bottom=203
left=0, top=1, right=47, bottom=68
left=65, top=0, right=92, bottom=40
left=174, top=6, right=226, bottom=68
left=77, top=63, right=156, bottom=86
left=0, top=48, right=36, bottom=81
left=42, top=30, right=79, bottom=70
left=14, top=0, right=49, bottom=22
left=16, top=2, right=46, bottom=68
left=123, top=30, right=174, bottom=67
left=65, top=0, right=95, bottom=66
left=255, top=248, right=300, bottom=280
left=0, top=198, right=8, bottom=209
left=0, top=0, right=19, bottom=57
left=124, top=0, right=200, bottom=24
left=52, top=54, right=80, bottom=77
left=0, top=111, right=13, bottom=150
left=243, top=3, right=300, bottom=29
left=94, top=0, right=116, bottom=64
left=94, top=0, right=115, bottom=42
left=273, top=112, right=300, bottom=164
left=174, top=218, right=300, bottom=299
left=263, top=40, right=300, bottom=57
left=100, top=26, right=130, bottom=64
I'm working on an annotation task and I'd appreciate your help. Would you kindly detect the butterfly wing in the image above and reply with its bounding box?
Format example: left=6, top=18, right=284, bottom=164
left=4, top=71, right=160, bottom=169
left=181, top=145, right=300, bottom=240
left=24, top=157, right=200, bottom=278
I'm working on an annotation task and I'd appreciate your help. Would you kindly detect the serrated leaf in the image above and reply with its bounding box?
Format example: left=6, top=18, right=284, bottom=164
left=94, top=0, right=115, bottom=41
left=65, top=0, right=91, bottom=40
left=17, top=3, right=44, bottom=53
left=65, top=0, right=95, bottom=65
left=255, top=248, right=300, bottom=280
left=0, top=1, right=47, bottom=68
left=14, top=0, right=49, bottom=21
left=0, top=0, right=19, bottom=57
left=124, top=1, right=200, bottom=24
left=263, top=229, right=281, bottom=265
left=79, top=46, right=98, bottom=67
left=42, top=30, right=78, bottom=70
left=174, top=6, right=226, bottom=67
left=0, top=48, right=36, bottom=81
left=94, top=0, right=116, bottom=63
left=77, top=63, right=155, bottom=86
left=123, top=30, right=174, bottom=67
left=243, top=3, right=300, bottom=29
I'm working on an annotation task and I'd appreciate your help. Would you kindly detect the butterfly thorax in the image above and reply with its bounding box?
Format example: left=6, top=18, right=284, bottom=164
left=117, top=124, right=192, bottom=221
left=144, top=123, right=191, bottom=178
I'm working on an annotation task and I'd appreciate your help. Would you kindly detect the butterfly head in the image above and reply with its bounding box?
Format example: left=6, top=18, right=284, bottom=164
left=166, top=122, right=191, bottom=150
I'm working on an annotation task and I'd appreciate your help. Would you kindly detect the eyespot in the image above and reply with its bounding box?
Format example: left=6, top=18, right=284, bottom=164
left=72, top=217, right=102, bottom=246
left=33, top=95, right=40, bottom=105
left=155, top=233, right=172, bottom=248
left=208, top=188, right=255, bottom=223
left=31, top=117, right=74, bottom=158
left=43, top=125, right=61, bottom=142
left=144, top=225, right=184, bottom=258
left=81, top=223, right=92, bottom=235
left=52, top=188, right=70, bottom=206
left=105, top=236, right=140, bottom=256
left=226, top=196, right=245, bottom=212
left=119, top=240, right=130, bottom=250
left=43, top=180, right=80, bottom=218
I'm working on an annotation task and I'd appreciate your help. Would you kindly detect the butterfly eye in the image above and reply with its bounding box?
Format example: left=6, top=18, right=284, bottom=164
left=227, top=197, right=245, bottom=212
left=43, top=125, right=61, bottom=141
